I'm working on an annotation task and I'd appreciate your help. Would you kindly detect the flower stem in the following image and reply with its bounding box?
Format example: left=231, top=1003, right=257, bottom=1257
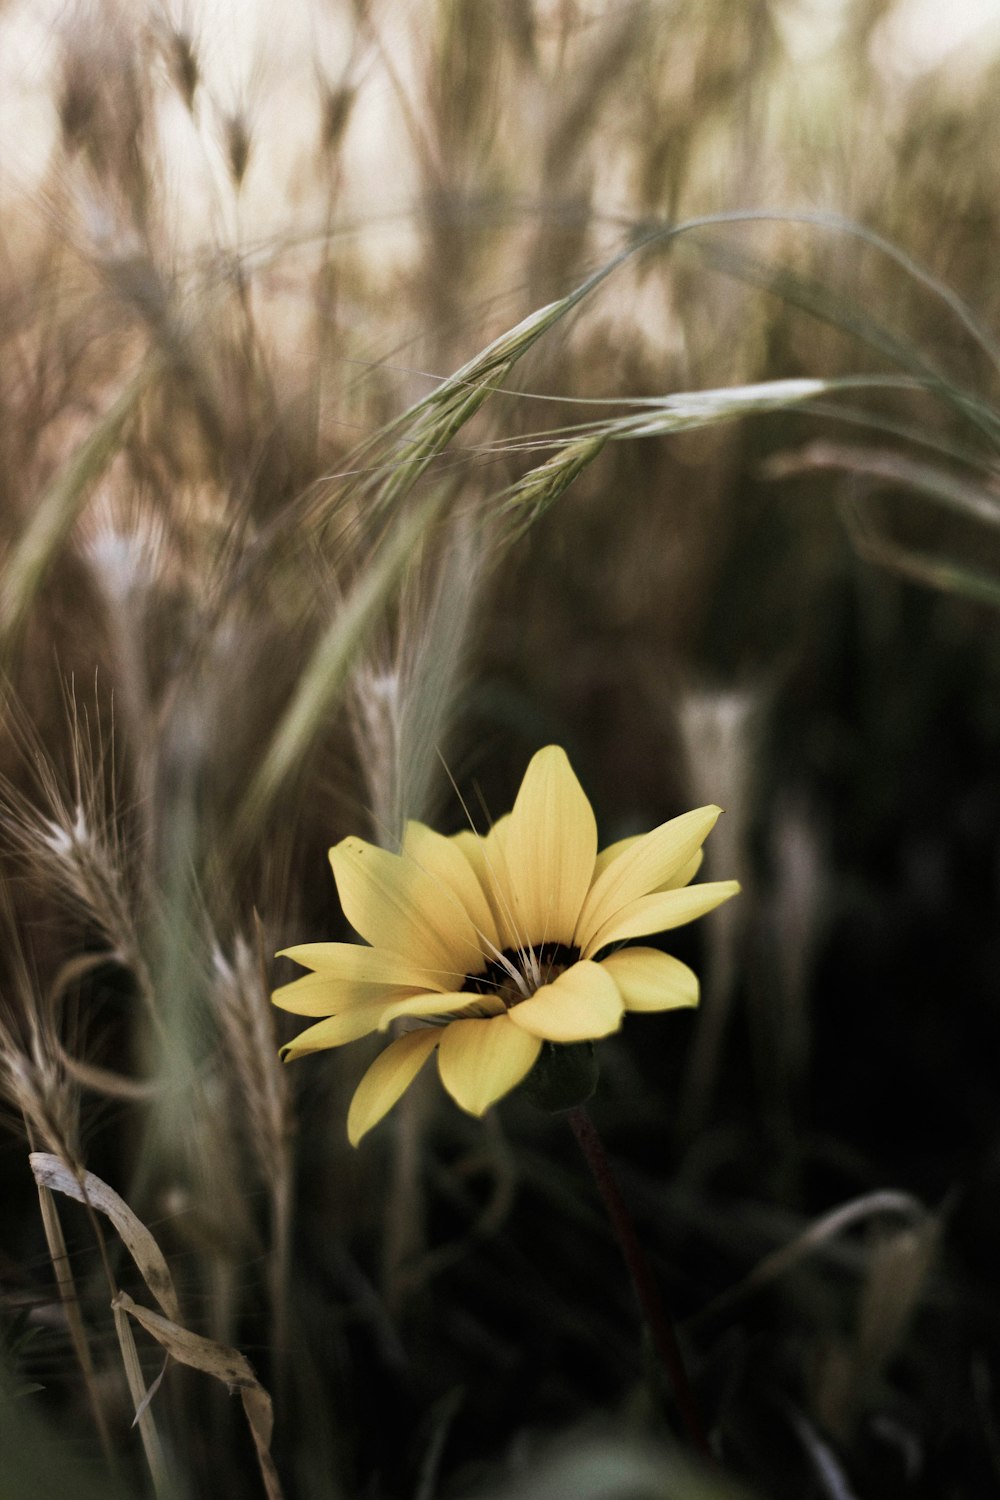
left=566, top=1105, right=713, bottom=1461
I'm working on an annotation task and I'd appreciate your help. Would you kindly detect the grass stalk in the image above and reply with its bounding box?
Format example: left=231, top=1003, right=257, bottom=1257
left=32, top=1175, right=117, bottom=1471
left=111, top=1301, right=173, bottom=1500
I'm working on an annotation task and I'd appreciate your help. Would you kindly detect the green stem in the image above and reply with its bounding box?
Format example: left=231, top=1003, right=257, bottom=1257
left=567, top=1105, right=713, bottom=1461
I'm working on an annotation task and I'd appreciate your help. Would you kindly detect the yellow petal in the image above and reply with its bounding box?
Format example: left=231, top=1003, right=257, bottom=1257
left=280, top=1004, right=390, bottom=1059
left=347, top=1028, right=441, bottom=1145
left=377, top=989, right=493, bottom=1027
left=506, top=960, right=624, bottom=1041
left=665, top=848, right=704, bottom=890
left=593, top=835, right=641, bottom=878
left=403, top=821, right=501, bottom=954
left=503, top=745, right=597, bottom=948
left=582, top=880, right=741, bottom=957
left=451, top=816, right=521, bottom=950
left=576, top=805, right=721, bottom=952
left=598, top=948, right=699, bottom=1012
left=437, top=1014, right=542, bottom=1116
left=276, top=941, right=445, bottom=989
left=451, top=826, right=487, bottom=880
left=592, top=841, right=703, bottom=889
left=330, top=836, right=485, bottom=978
left=272, top=970, right=427, bottom=1017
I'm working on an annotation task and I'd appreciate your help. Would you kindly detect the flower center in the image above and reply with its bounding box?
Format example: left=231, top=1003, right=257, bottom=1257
left=462, top=941, right=579, bottom=1009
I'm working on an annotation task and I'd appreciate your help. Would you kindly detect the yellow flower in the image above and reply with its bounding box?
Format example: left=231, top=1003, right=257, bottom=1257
left=274, top=746, right=739, bottom=1144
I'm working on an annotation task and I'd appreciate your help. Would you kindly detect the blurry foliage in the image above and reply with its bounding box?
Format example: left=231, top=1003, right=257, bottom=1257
left=0, top=0, right=999, bottom=1496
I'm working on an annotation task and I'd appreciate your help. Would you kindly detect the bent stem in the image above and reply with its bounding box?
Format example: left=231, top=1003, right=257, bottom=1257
left=566, top=1105, right=713, bottom=1461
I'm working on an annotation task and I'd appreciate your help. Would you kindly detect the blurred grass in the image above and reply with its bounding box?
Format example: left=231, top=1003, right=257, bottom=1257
left=1, top=1, right=1000, bottom=1496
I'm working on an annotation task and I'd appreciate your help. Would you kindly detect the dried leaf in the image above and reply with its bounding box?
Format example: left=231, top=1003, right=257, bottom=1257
left=113, top=1292, right=284, bottom=1500
left=29, top=1152, right=180, bottom=1323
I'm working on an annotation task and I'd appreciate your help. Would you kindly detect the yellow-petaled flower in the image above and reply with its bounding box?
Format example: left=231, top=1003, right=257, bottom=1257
left=274, top=746, right=740, bottom=1144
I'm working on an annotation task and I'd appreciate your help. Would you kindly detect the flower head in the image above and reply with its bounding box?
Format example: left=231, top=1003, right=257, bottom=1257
left=274, top=746, right=739, bottom=1144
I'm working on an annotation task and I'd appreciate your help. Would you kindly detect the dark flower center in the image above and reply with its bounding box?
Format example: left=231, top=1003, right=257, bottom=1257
left=462, top=942, right=580, bottom=1008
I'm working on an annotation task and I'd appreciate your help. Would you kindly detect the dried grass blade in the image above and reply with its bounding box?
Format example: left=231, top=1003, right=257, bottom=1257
left=33, top=1178, right=115, bottom=1466
left=55, top=1051, right=162, bottom=1102
left=29, top=1152, right=181, bottom=1322
left=688, top=1189, right=926, bottom=1336
left=765, top=442, right=1000, bottom=528
left=765, top=441, right=1000, bottom=603
left=856, top=1213, right=941, bottom=1375
left=842, top=496, right=1000, bottom=605
left=113, top=1292, right=285, bottom=1500
left=112, top=1300, right=171, bottom=1500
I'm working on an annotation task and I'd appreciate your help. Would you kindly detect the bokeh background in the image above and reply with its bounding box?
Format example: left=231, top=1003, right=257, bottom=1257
left=2, top=2, right=1000, bottom=1496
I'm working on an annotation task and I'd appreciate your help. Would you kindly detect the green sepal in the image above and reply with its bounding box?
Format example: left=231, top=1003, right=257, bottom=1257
left=521, top=1041, right=599, bottom=1113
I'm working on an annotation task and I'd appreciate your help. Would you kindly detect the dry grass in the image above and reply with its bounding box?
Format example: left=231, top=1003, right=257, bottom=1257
left=1, top=2, right=1000, bottom=1497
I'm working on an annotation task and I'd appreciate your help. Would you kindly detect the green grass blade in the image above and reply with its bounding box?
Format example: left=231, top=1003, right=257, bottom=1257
left=0, top=361, right=154, bottom=654
left=237, top=490, right=447, bottom=837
